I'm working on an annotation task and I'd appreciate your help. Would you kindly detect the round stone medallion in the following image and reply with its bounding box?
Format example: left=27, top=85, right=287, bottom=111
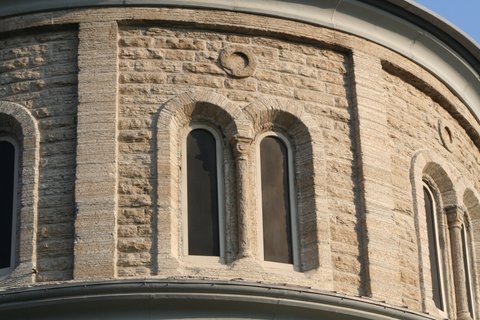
left=219, top=45, right=257, bottom=78
left=438, top=120, right=454, bottom=152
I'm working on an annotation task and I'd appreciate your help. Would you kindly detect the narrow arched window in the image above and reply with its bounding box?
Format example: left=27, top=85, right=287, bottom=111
left=461, top=224, right=476, bottom=319
left=0, top=138, right=18, bottom=273
left=423, top=184, right=446, bottom=312
left=185, top=127, right=224, bottom=257
left=258, top=134, right=298, bottom=265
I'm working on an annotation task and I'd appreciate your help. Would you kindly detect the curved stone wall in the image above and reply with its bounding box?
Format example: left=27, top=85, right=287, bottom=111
left=0, top=2, right=479, bottom=319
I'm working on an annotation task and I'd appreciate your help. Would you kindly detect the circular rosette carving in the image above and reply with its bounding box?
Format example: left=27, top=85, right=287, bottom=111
left=219, top=45, right=257, bottom=78
left=438, top=119, right=454, bottom=152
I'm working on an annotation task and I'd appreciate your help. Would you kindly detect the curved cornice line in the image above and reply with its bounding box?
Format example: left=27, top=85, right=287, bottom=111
left=1, top=0, right=479, bottom=123
left=0, top=280, right=436, bottom=320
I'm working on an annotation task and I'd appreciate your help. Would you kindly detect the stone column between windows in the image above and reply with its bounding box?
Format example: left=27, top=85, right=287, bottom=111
left=445, top=205, right=472, bottom=320
left=74, top=21, right=119, bottom=279
left=232, top=136, right=254, bottom=259
left=350, top=53, right=401, bottom=301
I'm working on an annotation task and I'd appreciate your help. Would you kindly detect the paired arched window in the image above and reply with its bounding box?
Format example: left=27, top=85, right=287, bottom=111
left=0, top=137, right=18, bottom=274
left=159, top=94, right=316, bottom=271
left=257, top=133, right=299, bottom=266
left=184, top=126, right=224, bottom=257
left=423, top=181, right=477, bottom=319
left=423, top=183, right=446, bottom=313
left=182, top=126, right=300, bottom=268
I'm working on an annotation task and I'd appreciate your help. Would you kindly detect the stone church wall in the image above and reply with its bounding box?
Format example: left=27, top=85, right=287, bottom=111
left=0, top=7, right=479, bottom=319
left=0, top=26, right=78, bottom=282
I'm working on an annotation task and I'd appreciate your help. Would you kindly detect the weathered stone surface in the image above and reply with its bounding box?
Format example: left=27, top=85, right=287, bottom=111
left=0, top=27, right=78, bottom=282
left=1, top=7, right=479, bottom=320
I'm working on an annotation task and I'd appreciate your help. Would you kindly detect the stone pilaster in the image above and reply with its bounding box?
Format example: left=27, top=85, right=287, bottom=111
left=350, top=52, right=401, bottom=302
left=74, top=21, right=119, bottom=279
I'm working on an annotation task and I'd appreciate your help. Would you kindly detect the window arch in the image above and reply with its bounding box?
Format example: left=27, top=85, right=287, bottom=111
left=423, top=182, right=447, bottom=313
left=463, top=188, right=480, bottom=320
left=412, top=151, right=478, bottom=319
left=461, top=221, right=476, bottom=319
left=183, top=125, right=225, bottom=258
left=0, top=137, right=18, bottom=276
left=256, top=132, right=299, bottom=267
left=444, top=204, right=477, bottom=320
left=0, top=101, right=39, bottom=284
left=243, top=99, right=322, bottom=273
left=156, top=92, right=241, bottom=269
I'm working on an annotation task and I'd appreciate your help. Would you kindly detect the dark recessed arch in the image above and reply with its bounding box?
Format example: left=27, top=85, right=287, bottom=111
left=0, top=101, right=39, bottom=284
left=156, top=91, right=244, bottom=266
left=244, top=98, right=324, bottom=272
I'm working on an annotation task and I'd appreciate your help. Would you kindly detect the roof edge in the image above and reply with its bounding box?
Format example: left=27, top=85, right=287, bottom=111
left=0, top=279, right=435, bottom=320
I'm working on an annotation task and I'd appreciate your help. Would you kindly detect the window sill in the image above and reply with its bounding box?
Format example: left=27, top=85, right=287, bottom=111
left=182, top=255, right=226, bottom=267
left=0, top=267, right=14, bottom=279
left=261, top=260, right=300, bottom=273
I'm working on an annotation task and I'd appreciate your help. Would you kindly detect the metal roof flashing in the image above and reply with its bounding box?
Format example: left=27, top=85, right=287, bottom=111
left=0, top=280, right=437, bottom=320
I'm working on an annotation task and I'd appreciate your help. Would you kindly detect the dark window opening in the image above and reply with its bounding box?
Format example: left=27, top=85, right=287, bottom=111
left=423, top=185, right=444, bottom=311
left=187, top=129, right=219, bottom=256
left=0, top=140, right=15, bottom=269
left=260, top=136, right=293, bottom=264
left=462, top=225, right=475, bottom=318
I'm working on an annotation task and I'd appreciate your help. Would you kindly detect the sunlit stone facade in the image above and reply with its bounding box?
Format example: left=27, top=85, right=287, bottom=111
left=0, top=1, right=479, bottom=319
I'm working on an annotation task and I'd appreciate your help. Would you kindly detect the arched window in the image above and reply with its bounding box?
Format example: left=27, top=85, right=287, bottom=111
left=258, top=133, right=298, bottom=266
left=184, top=126, right=224, bottom=257
left=0, top=137, right=18, bottom=274
left=461, top=224, right=476, bottom=319
left=444, top=204, right=478, bottom=320
left=423, top=183, right=446, bottom=312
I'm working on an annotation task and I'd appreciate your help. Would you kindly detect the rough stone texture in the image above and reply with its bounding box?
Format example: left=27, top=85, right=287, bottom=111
left=73, top=21, right=119, bottom=280
left=0, top=7, right=479, bottom=319
left=0, top=101, right=39, bottom=287
left=351, top=51, right=402, bottom=303
left=382, top=61, right=480, bottom=317
left=0, top=26, right=78, bottom=282
left=117, top=24, right=355, bottom=287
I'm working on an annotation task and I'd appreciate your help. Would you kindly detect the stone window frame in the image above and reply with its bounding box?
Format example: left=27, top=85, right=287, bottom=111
left=0, top=136, right=19, bottom=277
left=181, top=124, right=226, bottom=262
left=421, top=178, right=449, bottom=317
left=157, top=92, right=328, bottom=277
left=463, top=188, right=480, bottom=320
left=255, top=131, right=299, bottom=269
left=243, top=98, right=324, bottom=273
left=0, top=101, right=39, bottom=285
left=411, top=150, right=479, bottom=320
left=156, top=91, right=241, bottom=269
left=461, top=215, right=477, bottom=319
left=444, top=204, right=477, bottom=320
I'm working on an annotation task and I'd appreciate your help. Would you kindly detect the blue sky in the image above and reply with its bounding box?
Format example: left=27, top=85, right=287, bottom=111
left=414, top=0, right=480, bottom=45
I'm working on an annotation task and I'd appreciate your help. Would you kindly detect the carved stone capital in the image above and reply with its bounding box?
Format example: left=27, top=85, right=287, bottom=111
left=445, top=204, right=466, bottom=228
left=231, top=135, right=253, bottom=159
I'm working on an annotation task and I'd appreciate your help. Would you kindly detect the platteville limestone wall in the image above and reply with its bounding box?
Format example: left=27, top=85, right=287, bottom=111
left=0, top=4, right=480, bottom=320
left=116, top=23, right=356, bottom=290
left=0, top=26, right=78, bottom=284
